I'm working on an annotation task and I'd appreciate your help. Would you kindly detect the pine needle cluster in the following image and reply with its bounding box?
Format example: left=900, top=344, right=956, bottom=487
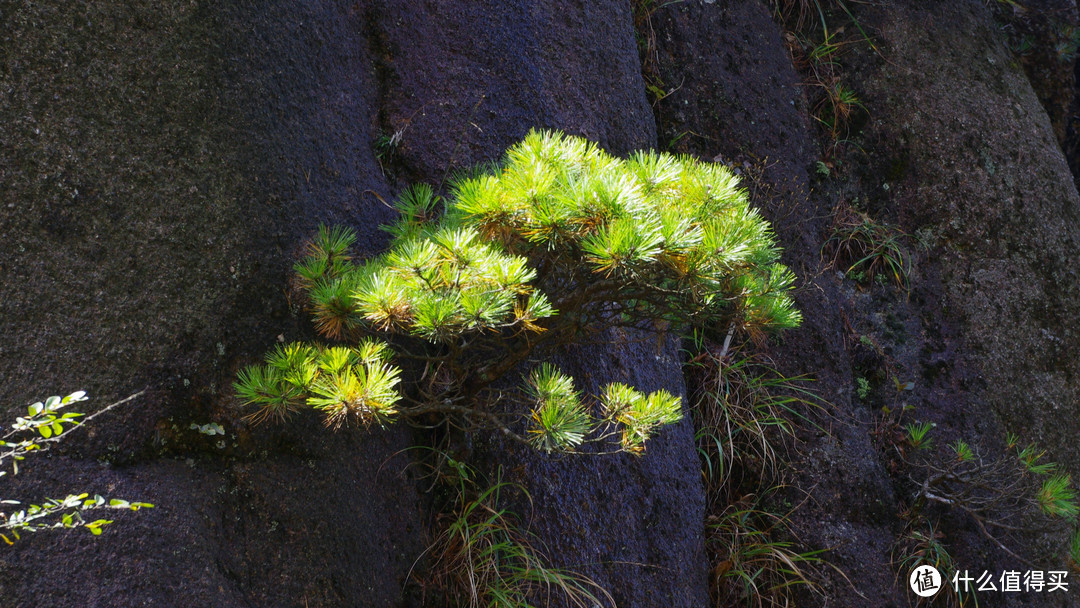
left=236, top=130, right=800, bottom=453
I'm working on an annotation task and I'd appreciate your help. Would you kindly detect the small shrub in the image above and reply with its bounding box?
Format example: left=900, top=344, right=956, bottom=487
left=896, top=429, right=1079, bottom=567
left=1, top=390, right=152, bottom=544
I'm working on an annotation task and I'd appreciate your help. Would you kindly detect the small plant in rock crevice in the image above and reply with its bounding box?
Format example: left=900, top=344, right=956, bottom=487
left=768, top=0, right=874, bottom=43
left=683, top=332, right=831, bottom=607
left=707, top=490, right=823, bottom=608
left=823, top=204, right=911, bottom=290
left=812, top=80, right=866, bottom=144
left=894, top=522, right=975, bottom=608
left=687, top=344, right=824, bottom=504
left=773, top=0, right=875, bottom=161
left=1, top=390, right=152, bottom=544
left=416, top=456, right=611, bottom=608
left=235, top=130, right=801, bottom=457
left=375, top=129, right=404, bottom=177
left=630, top=0, right=690, bottom=144
left=895, top=424, right=1079, bottom=568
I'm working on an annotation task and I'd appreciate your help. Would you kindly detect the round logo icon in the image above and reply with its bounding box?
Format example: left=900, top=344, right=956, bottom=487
left=909, top=564, right=942, bottom=598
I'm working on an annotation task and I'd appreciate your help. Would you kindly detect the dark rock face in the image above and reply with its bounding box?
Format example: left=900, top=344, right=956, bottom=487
left=993, top=0, right=1079, bottom=147
left=1, top=0, right=704, bottom=606
left=475, top=331, right=710, bottom=608
left=372, top=0, right=657, bottom=177
left=5, top=0, right=1080, bottom=607
left=646, top=3, right=903, bottom=605
left=644, top=1, right=1080, bottom=606
left=0, top=1, right=424, bottom=606
left=854, top=2, right=1080, bottom=473
left=849, top=2, right=1080, bottom=581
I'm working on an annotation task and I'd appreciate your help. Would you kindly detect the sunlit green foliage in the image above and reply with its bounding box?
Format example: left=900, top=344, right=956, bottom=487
left=237, top=130, right=801, bottom=454
left=1, top=391, right=152, bottom=544
left=526, top=364, right=590, bottom=453
left=235, top=339, right=400, bottom=428
left=602, top=383, right=682, bottom=453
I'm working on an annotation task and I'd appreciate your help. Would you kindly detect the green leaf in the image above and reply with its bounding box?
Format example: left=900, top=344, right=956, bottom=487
left=85, top=519, right=113, bottom=535
left=38, top=424, right=52, bottom=439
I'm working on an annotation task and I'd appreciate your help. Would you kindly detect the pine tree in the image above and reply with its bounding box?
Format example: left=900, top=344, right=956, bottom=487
left=235, top=130, right=800, bottom=454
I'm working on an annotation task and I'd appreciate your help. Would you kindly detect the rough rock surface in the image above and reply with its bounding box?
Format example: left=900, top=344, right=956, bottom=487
left=1, top=0, right=704, bottom=606
left=646, top=1, right=1080, bottom=606
left=646, top=3, right=902, bottom=604
left=994, top=0, right=1079, bottom=146
left=852, top=1, right=1080, bottom=484
left=0, top=1, right=425, bottom=606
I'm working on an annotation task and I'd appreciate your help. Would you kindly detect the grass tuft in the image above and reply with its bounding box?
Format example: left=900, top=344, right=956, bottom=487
left=688, top=348, right=825, bottom=499
left=894, top=522, right=975, bottom=608
left=707, top=491, right=821, bottom=608
left=423, top=469, right=612, bottom=608
left=823, top=205, right=910, bottom=290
